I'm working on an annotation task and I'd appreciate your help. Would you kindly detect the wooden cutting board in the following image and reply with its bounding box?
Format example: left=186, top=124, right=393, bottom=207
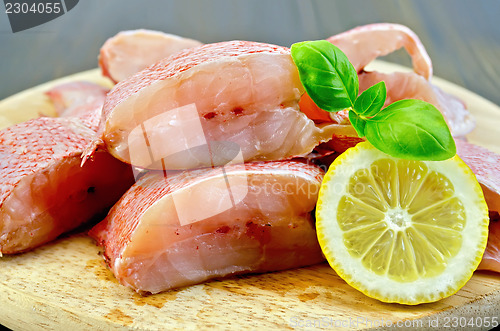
left=1, top=63, right=500, bottom=330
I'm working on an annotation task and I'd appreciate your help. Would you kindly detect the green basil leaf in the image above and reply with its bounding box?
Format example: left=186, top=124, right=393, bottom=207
left=354, top=81, right=386, bottom=117
left=291, top=40, right=358, bottom=112
left=364, top=100, right=456, bottom=160
left=349, top=110, right=366, bottom=137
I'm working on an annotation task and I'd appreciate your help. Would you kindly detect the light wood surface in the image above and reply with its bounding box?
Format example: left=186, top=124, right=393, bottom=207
left=0, top=64, right=499, bottom=330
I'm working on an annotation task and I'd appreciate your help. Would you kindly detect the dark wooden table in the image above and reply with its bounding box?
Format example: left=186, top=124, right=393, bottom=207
left=1, top=0, right=499, bottom=108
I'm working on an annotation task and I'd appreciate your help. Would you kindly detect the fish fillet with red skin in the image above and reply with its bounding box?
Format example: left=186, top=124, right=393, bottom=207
left=0, top=116, right=135, bottom=254
left=89, top=160, right=325, bottom=294
left=99, top=29, right=203, bottom=83
left=90, top=41, right=339, bottom=170
left=480, top=212, right=500, bottom=273
left=301, top=23, right=431, bottom=124
left=455, top=140, right=500, bottom=273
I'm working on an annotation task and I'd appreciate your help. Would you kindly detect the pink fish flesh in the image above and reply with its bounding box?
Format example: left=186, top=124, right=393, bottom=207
left=45, top=81, right=109, bottom=118
left=455, top=140, right=500, bottom=273
left=327, top=23, right=432, bottom=79
left=89, top=160, right=325, bottom=294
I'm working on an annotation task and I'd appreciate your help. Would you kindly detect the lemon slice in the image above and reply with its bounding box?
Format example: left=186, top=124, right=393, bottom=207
left=316, top=141, right=489, bottom=305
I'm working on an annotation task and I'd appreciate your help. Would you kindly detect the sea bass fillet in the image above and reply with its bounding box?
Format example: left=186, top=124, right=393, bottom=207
left=0, top=116, right=134, bottom=254
left=90, top=41, right=338, bottom=170
left=89, top=160, right=325, bottom=294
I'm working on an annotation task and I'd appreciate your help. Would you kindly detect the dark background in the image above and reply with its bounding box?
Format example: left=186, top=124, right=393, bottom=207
left=1, top=0, right=499, bottom=106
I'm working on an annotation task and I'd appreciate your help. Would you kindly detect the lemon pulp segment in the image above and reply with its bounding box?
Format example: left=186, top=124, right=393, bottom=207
left=339, top=158, right=465, bottom=282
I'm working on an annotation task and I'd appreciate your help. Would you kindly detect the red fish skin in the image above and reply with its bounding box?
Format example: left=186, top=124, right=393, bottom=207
left=0, top=115, right=135, bottom=254
left=89, top=160, right=325, bottom=293
left=300, top=23, right=472, bottom=143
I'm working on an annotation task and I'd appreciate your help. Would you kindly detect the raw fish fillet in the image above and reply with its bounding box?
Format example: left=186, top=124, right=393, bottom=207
left=455, top=140, right=500, bottom=272
left=45, top=81, right=110, bottom=132
left=99, top=29, right=202, bottom=83
left=0, top=116, right=135, bottom=254
left=89, top=160, right=325, bottom=293
left=479, top=212, right=500, bottom=273
left=310, top=70, right=475, bottom=153
left=90, top=41, right=338, bottom=170
left=327, top=23, right=432, bottom=80
left=456, top=140, right=500, bottom=214
left=45, top=81, right=109, bottom=118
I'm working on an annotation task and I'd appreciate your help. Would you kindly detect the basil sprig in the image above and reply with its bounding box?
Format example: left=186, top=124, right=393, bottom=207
left=291, top=40, right=456, bottom=161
